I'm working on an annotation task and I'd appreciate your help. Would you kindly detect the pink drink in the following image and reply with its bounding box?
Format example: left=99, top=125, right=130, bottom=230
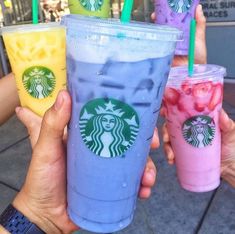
left=155, top=0, right=199, bottom=55
left=163, top=65, right=226, bottom=192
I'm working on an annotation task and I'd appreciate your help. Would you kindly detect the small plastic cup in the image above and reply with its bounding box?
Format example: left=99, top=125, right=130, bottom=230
left=1, top=23, right=66, bottom=116
left=155, top=0, right=199, bottom=55
left=163, top=64, right=226, bottom=192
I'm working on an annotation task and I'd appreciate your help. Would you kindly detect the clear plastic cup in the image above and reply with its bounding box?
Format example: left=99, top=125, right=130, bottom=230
left=163, top=64, right=226, bottom=192
left=155, top=0, right=199, bottom=55
left=1, top=23, right=66, bottom=116
left=62, top=14, right=182, bottom=233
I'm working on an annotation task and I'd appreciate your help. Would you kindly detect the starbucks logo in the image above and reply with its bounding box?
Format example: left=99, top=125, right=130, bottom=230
left=182, top=116, right=216, bottom=148
left=79, top=0, right=103, bottom=11
left=168, top=0, right=193, bottom=13
left=22, top=66, right=56, bottom=99
left=79, top=98, right=139, bottom=158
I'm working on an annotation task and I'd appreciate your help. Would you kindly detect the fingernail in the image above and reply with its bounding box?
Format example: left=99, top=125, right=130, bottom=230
left=147, top=168, right=156, bottom=179
left=163, top=134, right=168, bottom=143
left=199, top=5, right=205, bottom=18
left=15, top=107, right=22, bottom=114
left=198, top=4, right=202, bottom=11
left=54, top=92, right=64, bottom=111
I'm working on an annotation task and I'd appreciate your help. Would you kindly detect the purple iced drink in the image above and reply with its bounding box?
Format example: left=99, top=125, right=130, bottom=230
left=62, top=14, right=182, bottom=233
left=155, top=0, right=199, bottom=55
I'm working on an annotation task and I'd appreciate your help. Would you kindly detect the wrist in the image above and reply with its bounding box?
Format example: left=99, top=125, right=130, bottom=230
left=13, top=192, right=62, bottom=234
left=0, top=225, right=10, bottom=234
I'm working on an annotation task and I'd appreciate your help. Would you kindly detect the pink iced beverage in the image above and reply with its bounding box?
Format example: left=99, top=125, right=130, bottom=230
left=155, top=0, right=199, bottom=55
left=163, top=65, right=226, bottom=192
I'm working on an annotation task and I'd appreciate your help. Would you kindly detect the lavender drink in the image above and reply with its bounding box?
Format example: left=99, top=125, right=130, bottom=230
left=62, top=15, right=182, bottom=233
left=155, top=0, right=199, bottom=55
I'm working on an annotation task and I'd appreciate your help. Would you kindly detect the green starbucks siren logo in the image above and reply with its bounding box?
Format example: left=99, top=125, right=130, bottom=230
left=79, top=98, right=139, bottom=158
left=22, top=66, right=56, bottom=99
left=168, top=0, right=193, bottom=13
left=182, top=115, right=216, bottom=148
left=79, top=0, right=103, bottom=11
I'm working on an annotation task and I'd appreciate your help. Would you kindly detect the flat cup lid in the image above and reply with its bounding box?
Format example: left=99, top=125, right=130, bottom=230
left=1, top=22, right=63, bottom=35
left=168, top=64, right=226, bottom=85
left=62, top=14, right=183, bottom=42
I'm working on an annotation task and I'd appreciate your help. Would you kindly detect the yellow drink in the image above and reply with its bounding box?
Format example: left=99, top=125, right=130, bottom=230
left=2, top=23, right=66, bottom=116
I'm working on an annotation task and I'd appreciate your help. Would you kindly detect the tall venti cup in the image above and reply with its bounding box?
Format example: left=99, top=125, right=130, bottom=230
left=62, top=14, right=182, bottom=233
left=1, top=23, right=66, bottom=116
left=163, top=65, right=226, bottom=192
left=155, top=0, right=199, bottom=55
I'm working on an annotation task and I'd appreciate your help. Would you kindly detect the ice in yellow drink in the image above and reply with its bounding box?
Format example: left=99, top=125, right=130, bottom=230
left=2, top=23, right=66, bottom=116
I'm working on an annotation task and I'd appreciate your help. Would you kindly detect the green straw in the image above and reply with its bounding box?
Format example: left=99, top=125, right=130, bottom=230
left=121, top=0, right=134, bottom=23
left=188, top=19, right=196, bottom=77
left=32, top=0, right=39, bottom=24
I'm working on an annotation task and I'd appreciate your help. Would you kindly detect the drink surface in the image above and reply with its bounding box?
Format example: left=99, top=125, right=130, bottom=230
left=3, top=26, right=66, bottom=116
left=163, top=65, right=225, bottom=192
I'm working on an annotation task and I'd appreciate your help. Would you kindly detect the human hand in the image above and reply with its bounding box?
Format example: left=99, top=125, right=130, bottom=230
left=162, top=122, right=175, bottom=165
left=16, top=94, right=158, bottom=200
left=219, top=110, right=235, bottom=187
left=139, top=128, right=159, bottom=198
left=13, top=90, right=78, bottom=234
left=151, top=4, right=207, bottom=66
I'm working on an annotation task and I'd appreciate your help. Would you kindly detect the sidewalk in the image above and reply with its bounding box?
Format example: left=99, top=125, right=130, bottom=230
left=0, top=82, right=235, bottom=234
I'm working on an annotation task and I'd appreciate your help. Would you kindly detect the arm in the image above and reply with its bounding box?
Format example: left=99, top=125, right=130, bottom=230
left=0, top=73, right=20, bottom=125
left=1, top=91, right=78, bottom=234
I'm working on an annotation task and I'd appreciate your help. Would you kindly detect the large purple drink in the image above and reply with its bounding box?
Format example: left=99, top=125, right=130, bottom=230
left=62, top=14, right=182, bottom=233
left=155, top=0, right=199, bottom=55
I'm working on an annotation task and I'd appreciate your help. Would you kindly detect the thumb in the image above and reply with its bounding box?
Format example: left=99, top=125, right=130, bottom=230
left=151, top=12, right=156, bottom=22
left=195, top=4, right=206, bottom=41
left=36, top=90, right=71, bottom=152
left=194, top=4, right=207, bottom=64
left=151, top=128, right=160, bottom=149
left=219, top=109, right=235, bottom=133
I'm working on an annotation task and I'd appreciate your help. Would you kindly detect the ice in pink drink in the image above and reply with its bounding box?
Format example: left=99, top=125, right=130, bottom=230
left=163, top=65, right=226, bottom=192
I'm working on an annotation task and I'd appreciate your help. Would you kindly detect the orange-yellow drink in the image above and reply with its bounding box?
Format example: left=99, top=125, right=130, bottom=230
left=2, top=23, right=66, bottom=116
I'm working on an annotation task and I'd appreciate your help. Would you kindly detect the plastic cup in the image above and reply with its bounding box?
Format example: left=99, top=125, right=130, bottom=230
left=62, top=14, right=182, bottom=233
left=155, top=0, right=199, bottom=55
left=1, top=23, right=66, bottom=116
left=163, top=64, right=226, bottom=192
left=68, top=0, right=110, bottom=18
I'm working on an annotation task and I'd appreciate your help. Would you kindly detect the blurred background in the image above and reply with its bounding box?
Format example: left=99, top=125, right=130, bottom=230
left=0, top=0, right=234, bottom=79
left=0, top=0, right=153, bottom=25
